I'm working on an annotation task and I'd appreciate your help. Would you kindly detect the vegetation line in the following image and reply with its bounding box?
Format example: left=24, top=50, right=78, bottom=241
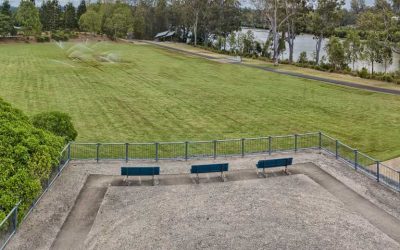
left=145, top=41, right=400, bottom=96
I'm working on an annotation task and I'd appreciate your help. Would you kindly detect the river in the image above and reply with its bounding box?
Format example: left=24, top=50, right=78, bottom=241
left=238, top=27, right=399, bottom=73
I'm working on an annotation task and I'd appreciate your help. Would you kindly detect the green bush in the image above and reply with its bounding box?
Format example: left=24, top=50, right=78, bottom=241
left=357, top=68, right=369, bottom=79
left=0, top=99, right=64, bottom=222
left=298, top=51, right=308, bottom=64
left=51, top=30, right=69, bottom=41
left=32, top=111, right=78, bottom=142
left=35, top=35, right=50, bottom=43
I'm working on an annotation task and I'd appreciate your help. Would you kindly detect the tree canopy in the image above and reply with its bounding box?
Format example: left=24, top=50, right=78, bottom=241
left=0, top=99, right=64, bottom=221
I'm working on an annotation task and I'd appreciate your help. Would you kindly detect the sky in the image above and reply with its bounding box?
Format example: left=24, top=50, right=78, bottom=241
left=2, top=0, right=375, bottom=9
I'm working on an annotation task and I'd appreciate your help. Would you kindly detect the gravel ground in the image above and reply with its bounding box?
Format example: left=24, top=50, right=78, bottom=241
left=6, top=150, right=400, bottom=249
left=84, top=175, right=399, bottom=250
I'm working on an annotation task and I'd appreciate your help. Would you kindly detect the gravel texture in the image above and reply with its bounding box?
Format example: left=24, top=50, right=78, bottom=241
left=6, top=150, right=400, bottom=249
left=84, top=175, right=399, bottom=250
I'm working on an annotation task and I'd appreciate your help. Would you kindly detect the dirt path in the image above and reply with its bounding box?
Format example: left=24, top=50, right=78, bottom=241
left=51, top=163, right=400, bottom=248
left=143, top=41, right=400, bottom=96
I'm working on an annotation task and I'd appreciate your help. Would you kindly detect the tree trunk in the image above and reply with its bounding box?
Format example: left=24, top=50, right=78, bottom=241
left=193, top=11, right=198, bottom=46
left=272, top=20, right=279, bottom=65
left=371, top=60, right=374, bottom=75
left=287, top=21, right=295, bottom=63
left=288, top=35, right=294, bottom=63
left=315, top=35, right=323, bottom=64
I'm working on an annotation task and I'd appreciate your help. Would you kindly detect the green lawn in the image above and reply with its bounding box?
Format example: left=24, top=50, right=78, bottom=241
left=1, top=42, right=400, bottom=160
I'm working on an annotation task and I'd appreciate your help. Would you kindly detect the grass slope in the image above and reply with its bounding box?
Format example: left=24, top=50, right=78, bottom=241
left=0, top=42, right=400, bottom=160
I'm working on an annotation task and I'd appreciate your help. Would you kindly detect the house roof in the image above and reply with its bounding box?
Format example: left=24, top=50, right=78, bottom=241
left=154, top=30, right=175, bottom=39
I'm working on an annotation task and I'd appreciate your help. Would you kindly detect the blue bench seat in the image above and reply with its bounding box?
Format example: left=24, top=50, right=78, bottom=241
left=256, top=158, right=293, bottom=176
left=191, top=163, right=229, bottom=183
left=121, top=166, right=160, bottom=185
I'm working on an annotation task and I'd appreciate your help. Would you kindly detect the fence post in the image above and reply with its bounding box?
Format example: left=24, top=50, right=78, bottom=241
left=268, top=136, right=272, bottom=155
left=241, top=138, right=245, bottom=157
left=155, top=143, right=159, bottom=162
left=125, top=143, right=129, bottom=163
left=294, top=134, right=298, bottom=153
left=67, top=143, right=71, bottom=160
left=213, top=140, right=217, bottom=159
left=318, top=132, right=322, bottom=150
left=96, top=143, right=100, bottom=163
left=335, top=140, right=339, bottom=159
left=376, top=161, right=380, bottom=182
left=185, top=141, right=189, bottom=161
left=354, top=150, right=358, bottom=170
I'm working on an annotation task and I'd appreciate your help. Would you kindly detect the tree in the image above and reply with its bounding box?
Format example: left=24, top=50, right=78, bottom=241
left=133, top=3, right=146, bottom=39
left=252, top=0, right=295, bottom=65
left=104, top=4, right=133, bottom=39
left=351, top=0, right=366, bottom=14
left=381, top=45, right=393, bottom=73
left=394, top=0, right=400, bottom=13
left=309, top=0, right=344, bottom=64
left=343, top=30, right=362, bottom=70
left=1, top=0, right=12, bottom=16
left=0, top=0, right=13, bottom=37
left=32, top=111, right=78, bottom=142
left=325, top=36, right=346, bottom=70
left=187, top=0, right=206, bottom=46
left=363, top=32, right=383, bottom=74
left=79, top=9, right=101, bottom=34
left=77, top=0, right=87, bottom=23
left=64, top=2, right=77, bottom=30
left=0, top=13, right=12, bottom=36
left=242, top=29, right=255, bottom=54
left=15, top=0, right=42, bottom=36
left=228, top=32, right=237, bottom=53
left=285, top=0, right=309, bottom=63
left=40, top=0, right=62, bottom=31
left=154, top=0, right=168, bottom=33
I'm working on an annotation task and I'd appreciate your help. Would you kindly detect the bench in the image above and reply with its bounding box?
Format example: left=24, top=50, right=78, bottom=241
left=121, top=166, right=160, bottom=185
left=256, top=158, right=293, bottom=177
left=191, top=163, right=229, bottom=183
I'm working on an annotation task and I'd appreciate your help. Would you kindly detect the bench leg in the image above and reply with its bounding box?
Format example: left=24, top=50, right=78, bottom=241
left=262, top=168, right=267, bottom=178
left=284, top=166, right=289, bottom=175
left=152, top=175, right=159, bottom=186
left=221, top=171, right=227, bottom=182
left=196, top=173, right=199, bottom=184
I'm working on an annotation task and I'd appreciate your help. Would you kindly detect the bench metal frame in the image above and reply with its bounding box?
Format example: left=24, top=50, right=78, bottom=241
left=121, top=167, right=160, bottom=186
left=191, top=163, right=229, bottom=183
left=256, top=158, right=293, bottom=177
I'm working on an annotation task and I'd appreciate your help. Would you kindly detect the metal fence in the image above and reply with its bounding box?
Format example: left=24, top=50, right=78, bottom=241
left=0, top=145, right=70, bottom=250
left=1, top=131, right=399, bottom=250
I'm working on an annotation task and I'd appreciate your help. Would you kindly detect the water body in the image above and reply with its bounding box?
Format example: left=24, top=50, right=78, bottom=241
left=239, top=27, right=399, bottom=73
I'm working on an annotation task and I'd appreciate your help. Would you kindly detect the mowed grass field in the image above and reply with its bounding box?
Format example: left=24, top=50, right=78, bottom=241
left=1, top=42, right=400, bottom=160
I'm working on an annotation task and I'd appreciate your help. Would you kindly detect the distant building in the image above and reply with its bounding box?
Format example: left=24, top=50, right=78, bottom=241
left=154, top=30, right=176, bottom=41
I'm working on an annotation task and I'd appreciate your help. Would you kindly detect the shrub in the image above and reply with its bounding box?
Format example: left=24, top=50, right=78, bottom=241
left=0, top=99, right=64, bottom=221
left=51, top=30, right=69, bottom=41
left=358, top=68, right=369, bottom=78
left=298, top=51, right=308, bottom=64
left=32, top=111, right=78, bottom=142
left=35, top=35, right=50, bottom=43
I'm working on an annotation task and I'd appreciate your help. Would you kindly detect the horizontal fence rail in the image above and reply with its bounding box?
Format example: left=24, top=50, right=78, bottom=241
left=1, top=131, right=399, bottom=250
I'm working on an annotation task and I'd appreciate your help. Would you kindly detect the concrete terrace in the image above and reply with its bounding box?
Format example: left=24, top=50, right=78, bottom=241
left=6, top=151, right=400, bottom=250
